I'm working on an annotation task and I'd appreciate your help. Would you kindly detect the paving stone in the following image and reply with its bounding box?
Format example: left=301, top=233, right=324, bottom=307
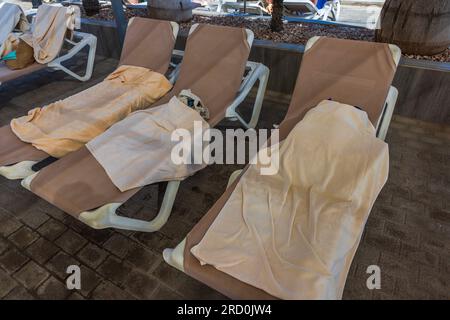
left=399, top=243, right=440, bottom=269
left=91, top=281, right=134, bottom=300
left=0, top=268, right=17, bottom=298
left=124, top=270, right=159, bottom=299
left=8, top=227, right=39, bottom=249
left=383, top=221, right=420, bottom=245
left=67, top=292, right=85, bottom=300
left=37, top=219, right=67, bottom=241
left=0, top=237, right=10, bottom=255
left=19, top=210, right=50, bottom=229
left=78, top=265, right=102, bottom=297
left=0, top=216, right=22, bottom=237
left=429, top=209, right=450, bottom=225
left=76, top=243, right=108, bottom=269
left=0, top=248, right=29, bottom=273
left=125, top=244, right=160, bottom=273
left=36, top=276, right=71, bottom=300
left=14, top=261, right=49, bottom=290
left=26, top=237, right=60, bottom=264
left=103, top=233, right=135, bottom=258
left=2, top=286, right=34, bottom=300
left=97, top=256, right=132, bottom=286
left=55, top=229, right=88, bottom=255
left=151, top=285, right=183, bottom=300
left=45, top=252, right=80, bottom=281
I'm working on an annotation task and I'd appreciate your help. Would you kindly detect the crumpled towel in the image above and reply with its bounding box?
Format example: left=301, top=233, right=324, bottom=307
left=20, top=4, right=80, bottom=64
left=11, top=65, right=173, bottom=158
left=87, top=96, right=209, bottom=192
left=191, top=100, right=389, bottom=300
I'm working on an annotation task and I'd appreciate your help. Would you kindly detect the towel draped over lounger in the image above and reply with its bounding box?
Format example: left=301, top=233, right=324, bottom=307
left=87, top=96, right=209, bottom=192
left=191, top=100, right=389, bottom=300
left=11, top=65, right=172, bottom=158
left=20, top=4, right=80, bottom=64
left=0, top=2, right=29, bottom=57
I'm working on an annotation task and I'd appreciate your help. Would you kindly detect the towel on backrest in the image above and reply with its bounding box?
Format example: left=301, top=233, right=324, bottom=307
left=191, top=100, right=389, bottom=300
left=0, top=2, right=29, bottom=57
left=87, top=96, right=209, bottom=192
left=11, top=65, right=172, bottom=158
left=20, top=4, right=79, bottom=64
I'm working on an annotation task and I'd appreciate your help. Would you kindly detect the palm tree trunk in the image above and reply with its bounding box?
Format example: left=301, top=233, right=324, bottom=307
left=270, top=0, right=284, bottom=32
left=376, top=0, right=450, bottom=55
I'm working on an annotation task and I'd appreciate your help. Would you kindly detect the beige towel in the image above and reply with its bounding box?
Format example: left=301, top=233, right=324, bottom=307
left=11, top=65, right=173, bottom=158
left=191, top=100, right=389, bottom=300
left=87, top=96, right=209, bottom=192
left=0, top=2, right=30, bottom=57
left=20, top=4, right=80, bottom=64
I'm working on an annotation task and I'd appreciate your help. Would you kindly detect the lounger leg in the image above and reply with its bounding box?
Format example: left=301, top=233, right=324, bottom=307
left=376, top=86, right=399, bottom=141
left=163, top=238, right=186, bottom=272
left=0, top=161, right=38, bottom=180
left=48, top=32, right=97, bottom=82
left=226, top=63, right=270, bottom=129
left=77, top=180, right=181, bottom=232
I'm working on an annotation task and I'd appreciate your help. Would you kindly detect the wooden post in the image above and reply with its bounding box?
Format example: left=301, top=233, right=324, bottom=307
left=110, top=0, right=127, bottom=47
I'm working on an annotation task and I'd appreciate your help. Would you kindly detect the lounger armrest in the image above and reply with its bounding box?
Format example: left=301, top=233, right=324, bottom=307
left=47, top=31, right=97, bottom=82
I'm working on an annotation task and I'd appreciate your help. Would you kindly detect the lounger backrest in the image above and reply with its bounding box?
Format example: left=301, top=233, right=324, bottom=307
left=162, top=24, right=251, bottom=126
left=119, top=17, right=177, bottom=75
left=279, top=36, right=397, bottom=140
left=283, top=0, right=318, bottom=13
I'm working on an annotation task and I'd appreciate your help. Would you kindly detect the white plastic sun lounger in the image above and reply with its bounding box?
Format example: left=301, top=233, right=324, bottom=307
left=220, top=1, right=269, bottom=15
left=284, top=0, right=341, bottom=21
left=21, top=24, right=269, bottom=233
left=0, top=5, right=97, bottom=87
left=163, top=36, right=401, bottom=299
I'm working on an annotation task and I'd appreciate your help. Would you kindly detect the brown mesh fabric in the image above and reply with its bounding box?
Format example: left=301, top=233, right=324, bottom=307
left=30, top=147, right=139, bottom=217
left=153, top=24, right=250, bottom=126
left=118, top=17, right=176, bottom=75
left=0, top=125, right=48, bottom=166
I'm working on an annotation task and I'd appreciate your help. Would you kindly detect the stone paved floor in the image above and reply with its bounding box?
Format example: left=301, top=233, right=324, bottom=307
left=0, top=56, right=449, bottom=300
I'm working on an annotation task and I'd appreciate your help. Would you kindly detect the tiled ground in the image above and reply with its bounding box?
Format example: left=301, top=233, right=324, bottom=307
left=0, top=56, right=449, bottom=300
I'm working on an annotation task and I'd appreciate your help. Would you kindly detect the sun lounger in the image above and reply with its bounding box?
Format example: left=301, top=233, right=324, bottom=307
left=0, top=4, right=96, bottom=86
left=21, top=24, right=269, bottom=233
left=284, top=0, right=341, bottom=21
left=163, top=36, right=401, bottom=300
left=0, top=17, right=179, bottom=180
left=221, top=1, right=269, bottom=15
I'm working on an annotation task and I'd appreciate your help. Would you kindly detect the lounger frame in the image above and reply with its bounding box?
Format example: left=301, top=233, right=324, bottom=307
left=0, top=7, right=97, bottom=87
left=47, top=31, right=97, bottom=82
left=22, top=25, right=269, bottom=233
left=163, top=36, right=401, bottom=273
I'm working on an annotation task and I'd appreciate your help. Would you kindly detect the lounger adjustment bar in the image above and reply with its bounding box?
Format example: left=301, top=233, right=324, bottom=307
left=48, top=31, right=97, bottom=82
